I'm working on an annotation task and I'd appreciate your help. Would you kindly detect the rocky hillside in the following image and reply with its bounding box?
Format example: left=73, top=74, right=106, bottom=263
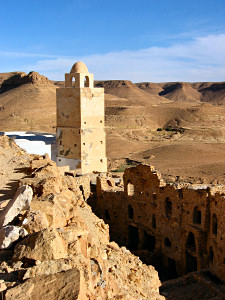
left=136, top=81, right=225, bottom=104
left=0, top=71, right=52, bottom=94
left=0, top=136, right=164, bottom=299
left=0, top=72, right=56, bottom=132
left=95, top=80, right=170, bottom=105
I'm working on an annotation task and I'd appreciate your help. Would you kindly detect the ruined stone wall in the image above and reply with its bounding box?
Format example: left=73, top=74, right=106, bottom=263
left=95, top=165, right=225, bottom=282
left=95, top=176, right=127, bottom=245
left=63, top=174, right=91, bottom=201
left=208, top=192, right=225, bottom=281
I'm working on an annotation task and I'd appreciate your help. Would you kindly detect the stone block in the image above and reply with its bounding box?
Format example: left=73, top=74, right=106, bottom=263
left=0, top=226, right=28, bottom=249
left=0, top=185, right=33, bottom=228
left=13, top=228, right=68, bottom=262
left=5, top=268, right=83, bottom=300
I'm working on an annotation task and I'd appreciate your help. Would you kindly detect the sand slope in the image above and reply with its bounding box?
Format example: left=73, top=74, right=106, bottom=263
left=0, top=79, right=56, bottom=132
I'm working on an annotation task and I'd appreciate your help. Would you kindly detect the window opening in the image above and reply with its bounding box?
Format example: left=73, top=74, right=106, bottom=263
left=212, top=214, right=217, bottom=235
left=128, top=226, right=139, bottom=250
left=209, top=246, right=214, bottom=263
left=193, top=207, right=201, bottom=224
left=186, top=232, right=196, bottom=252
left=84, top=76, right=89, bottom=87
left=165, top=238, right=171, bottom=247
left=165, top=197, right=172, bottom=215
left=152, top=214, right=156, bottom=229
left=72, top=77, right=75, bottom=87
left=105, top=209, right=110, bottom=220
left=128, top=205, right=134, bottom=219
left=127, top=181, right=134, bottom=196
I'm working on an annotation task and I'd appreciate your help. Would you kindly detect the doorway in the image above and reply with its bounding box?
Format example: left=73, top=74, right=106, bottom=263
left=128, top=225, right=139, bottom=250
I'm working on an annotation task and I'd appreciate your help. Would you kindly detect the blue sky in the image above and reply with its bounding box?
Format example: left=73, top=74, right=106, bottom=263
left=0, top=0, right=225, bottom=82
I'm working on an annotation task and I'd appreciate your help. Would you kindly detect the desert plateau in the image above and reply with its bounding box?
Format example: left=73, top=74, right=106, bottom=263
left=1, top=71, right=225, bottom=183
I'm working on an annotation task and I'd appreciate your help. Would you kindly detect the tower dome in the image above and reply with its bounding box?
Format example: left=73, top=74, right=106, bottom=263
left=70, top=61, right=89, bottom=73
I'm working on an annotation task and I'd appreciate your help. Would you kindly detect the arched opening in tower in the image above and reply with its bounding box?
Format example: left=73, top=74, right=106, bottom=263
left=84, top=76, right=89, bottom=87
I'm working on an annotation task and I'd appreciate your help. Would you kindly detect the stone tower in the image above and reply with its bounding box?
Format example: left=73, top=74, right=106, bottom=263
left=56, top=61, right=107, bottom=174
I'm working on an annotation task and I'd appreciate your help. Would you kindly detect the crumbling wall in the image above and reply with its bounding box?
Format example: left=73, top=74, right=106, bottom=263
left=95, top=164, right=225, bottom=282
left=96, top=176, right=127, bottom=245
left=63, top=173, right=91, bottom=201
left=208, top=192, right=225, bottom=281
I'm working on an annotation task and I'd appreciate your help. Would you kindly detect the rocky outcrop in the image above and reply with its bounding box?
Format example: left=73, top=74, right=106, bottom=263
left=13, top=228, right=68, bottom=262
left=0, top=137, right=164, bottom=299
left=22, top=258, right=72, bottom=279
left=22, top=210, right=49, bottom=234
left=0, top=71, right=52, bottom=93
left=5, top=269, right=82, bottom=300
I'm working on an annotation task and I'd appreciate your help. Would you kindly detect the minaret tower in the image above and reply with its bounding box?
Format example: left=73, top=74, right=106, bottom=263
left=56, top=61, right=107, bottom=174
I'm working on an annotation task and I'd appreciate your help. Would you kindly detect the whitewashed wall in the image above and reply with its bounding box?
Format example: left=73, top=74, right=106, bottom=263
left=0, top=132, right=56, bottom=161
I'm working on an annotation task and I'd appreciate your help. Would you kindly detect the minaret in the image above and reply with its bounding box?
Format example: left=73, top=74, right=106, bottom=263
left=56, top=61, right=107, bottom=174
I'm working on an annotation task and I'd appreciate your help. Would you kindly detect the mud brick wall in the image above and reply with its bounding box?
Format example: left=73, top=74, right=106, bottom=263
left=94, top=164, right=225, bottom=282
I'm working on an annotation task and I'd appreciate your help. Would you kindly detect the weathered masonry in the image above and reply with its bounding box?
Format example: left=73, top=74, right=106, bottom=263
left=94, top=164, right=225, bottom=282
left=56, top=61, right=107, bottom=174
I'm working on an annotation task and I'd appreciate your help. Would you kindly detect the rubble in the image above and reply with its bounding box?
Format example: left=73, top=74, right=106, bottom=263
left=5, top=269, right=82, bottom=300
left=0, top=137, right=164, bottom=299
left=0, top=226, right=27, bottom=249
left=0, top=185, right=33, bottom=227
left=13, top=228, right=68, bottom=263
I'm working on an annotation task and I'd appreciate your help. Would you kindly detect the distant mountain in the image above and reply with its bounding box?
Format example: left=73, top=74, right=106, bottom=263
left=94, top=80, right=170, bottom=105
left=192, top=82, right=225, bottom=104
left=159, top=82, right=202, bottom=102
left=136, top=81, right=225, bottom=104
left=135, top=82, right=163, bottom=95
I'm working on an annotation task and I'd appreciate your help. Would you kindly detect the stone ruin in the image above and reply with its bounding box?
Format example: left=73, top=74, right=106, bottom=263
left=92, top=164, right=225, bottom=285
left=54, top=62, right=225, bottom=296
